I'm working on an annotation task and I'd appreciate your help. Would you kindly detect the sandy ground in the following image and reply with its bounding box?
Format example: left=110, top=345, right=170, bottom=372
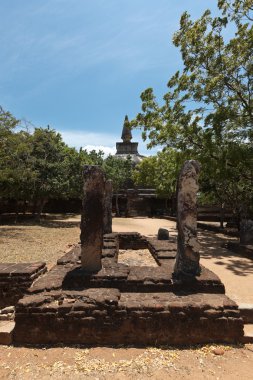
left=0, top=215, right=253, bottom=379
left=0, top=215, right=80, bottom=264
left=118, top=249, right=158, bottom=267
left=0, top=343, right=253, bottom=380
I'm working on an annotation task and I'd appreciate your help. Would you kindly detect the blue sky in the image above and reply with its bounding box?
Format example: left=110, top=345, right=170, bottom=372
left=0, top=0, right=219, bottom=155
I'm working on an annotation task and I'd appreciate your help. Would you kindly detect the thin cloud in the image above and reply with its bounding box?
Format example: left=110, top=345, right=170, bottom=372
left=60, top=130, right=117, bottom=150
left=82, top=145, right=116, bottom=157
left=60, top=129, right=158, bottom=157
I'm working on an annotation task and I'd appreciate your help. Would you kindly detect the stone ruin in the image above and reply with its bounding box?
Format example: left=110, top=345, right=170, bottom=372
left=80, top=165, right=105, bottom=272
left=7, top=162, right=244, bottom=345
left=103, top=179, right=113, bottom=235
left=173, top=160, right=201, bottom=280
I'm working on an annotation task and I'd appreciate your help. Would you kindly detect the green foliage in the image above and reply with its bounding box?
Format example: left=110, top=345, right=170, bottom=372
left=65, top=147, right=104, bottom=199
left=132, top=0, right=253, bottom=220
left=30, top=127, right=70, bottom=202
left=133, top=149, right=185, bottom=197
left=103, top=155, right=133, bottom=191
left=218, top=0, right=253, bottom=23
left=132, top=156, right=157, bottom=189
left=0, top=108, right=106, bottom=217
left=102, top=155, right=133, bottom=216
left=0, top=106, right=19, bottom=133
left=0, top=108, right=35, bottom=201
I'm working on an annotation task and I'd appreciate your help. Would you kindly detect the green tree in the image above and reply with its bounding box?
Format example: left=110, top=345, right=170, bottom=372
left=0, top=107, right=107, bottom=220
left=65, top=147, right=104, bottom=199
left=29, top=126, right=70, bottom=218
left=0, top=108, right=36, bottom=217
left=133, top=149, right=186, bottom=214
left=132, top=156, right=158, bottom=190
left=103, top=155, right=133, bottom=215
left=0, top=107, right=20, bottom=190
left=132, top=0, right=253, bottom=225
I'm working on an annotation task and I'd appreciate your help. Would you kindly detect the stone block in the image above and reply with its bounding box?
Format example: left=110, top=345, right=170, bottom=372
left=158, top=228, right=169, bottom=240
left=103, top=179, right=113, bottom=234
left=0, top=262, right=47, bottom=308
left=242, top=324, right=253, bottom=343
left=0, top=321, right=15, bottom=345
left=238, top=303, right=253, bottom=324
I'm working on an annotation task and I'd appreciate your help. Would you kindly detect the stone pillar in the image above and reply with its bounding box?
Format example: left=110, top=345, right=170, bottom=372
left=103, top=179, right=113, bottom=234
left=80, top=165, right=105, bottom=272
left=173, top=160, right=201, bottom=281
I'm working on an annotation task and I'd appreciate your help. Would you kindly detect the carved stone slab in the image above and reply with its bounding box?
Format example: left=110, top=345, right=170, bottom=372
left=80, top=165, right=105, bottom=272
left=173, top=160, right=201, bottom=280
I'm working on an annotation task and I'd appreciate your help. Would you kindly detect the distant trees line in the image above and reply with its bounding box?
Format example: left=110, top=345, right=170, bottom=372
left=0, top=106, right=133, bottom=220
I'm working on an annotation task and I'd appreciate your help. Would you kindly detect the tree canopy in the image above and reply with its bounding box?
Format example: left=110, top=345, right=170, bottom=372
left=132, top=0, right=253, bottom=223
left=103, top=155, right=133, bottom=215
left=132, top=149, right=185, bottom=198
left=0, top=108, right=105, bottom=219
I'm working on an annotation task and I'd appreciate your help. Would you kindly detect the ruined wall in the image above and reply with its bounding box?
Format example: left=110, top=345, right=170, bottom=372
left=0, top=263, right=46, bottom=309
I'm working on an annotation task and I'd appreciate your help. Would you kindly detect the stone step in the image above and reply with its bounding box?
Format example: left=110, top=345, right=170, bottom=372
left=238, top=304, right=253, bottom=324
left=0, top=321, right=15, bottom=345
left=242, top=324, right=253, bottom=344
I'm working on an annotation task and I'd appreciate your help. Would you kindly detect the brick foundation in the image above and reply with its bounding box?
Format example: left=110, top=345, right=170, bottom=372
left=0, top=263, right=47, bottom=309
left=13, top=233, right=243, bottom=345
left=14, top=289, right=243, bottom=345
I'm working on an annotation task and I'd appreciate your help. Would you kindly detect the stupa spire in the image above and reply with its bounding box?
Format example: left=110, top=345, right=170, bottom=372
left=121, top=115, right=132, bottom=143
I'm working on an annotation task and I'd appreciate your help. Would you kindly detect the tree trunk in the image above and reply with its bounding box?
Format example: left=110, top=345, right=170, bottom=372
left=32, top=199, right=37, bottom=216
left=115, top=194, right=120, bottom=217
left=125, top=194, right=129, bottom=217
left=36, top=198, right=47, bottom=223
left=14, top=200, right=19, bottom=224
left=22, top=200, right=28, bottom=216
left=219, top=203, right=225, bottom=229
left=165, top=198, right=168, bottom=215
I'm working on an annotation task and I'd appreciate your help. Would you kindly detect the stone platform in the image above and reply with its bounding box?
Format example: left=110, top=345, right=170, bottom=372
left=13, top=233, right=243, bottom=345
left=14, top=289, right=242, bottom=345
left=0, top=262, right=47, bottom=309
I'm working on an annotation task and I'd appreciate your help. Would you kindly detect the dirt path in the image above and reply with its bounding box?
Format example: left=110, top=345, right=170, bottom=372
left=113, top=217, right=178, bottom=237
left=0, top=343, right=253, bottom=380
left=199, top=231, right=253, bottom=305
left=0, top=215, right=80, bottom=265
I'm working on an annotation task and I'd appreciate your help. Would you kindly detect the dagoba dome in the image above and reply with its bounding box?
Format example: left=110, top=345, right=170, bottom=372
left=114, top=115, right=144, bottom=165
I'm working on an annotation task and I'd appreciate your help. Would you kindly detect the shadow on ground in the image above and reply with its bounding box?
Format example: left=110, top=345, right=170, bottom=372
left=0, top=214, right=80, bottom=228
left=199, top=231, right=253, bottom=277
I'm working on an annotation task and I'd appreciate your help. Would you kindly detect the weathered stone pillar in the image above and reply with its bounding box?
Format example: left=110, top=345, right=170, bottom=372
left=80, top=165, right=105, bottom=272
left=103, top=179, right=113, bottom=234
left=173, top=160, right=201, bottom=281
